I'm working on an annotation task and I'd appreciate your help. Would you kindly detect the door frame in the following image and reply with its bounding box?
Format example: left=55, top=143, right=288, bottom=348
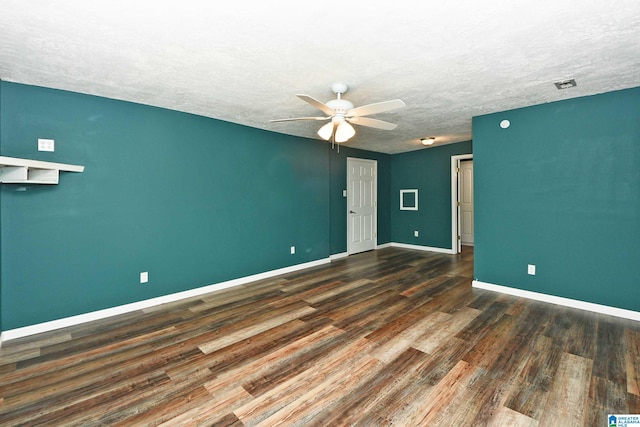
left=347, top=157, right=378, bottom=255
left=451, top=154, right=473, bottom=254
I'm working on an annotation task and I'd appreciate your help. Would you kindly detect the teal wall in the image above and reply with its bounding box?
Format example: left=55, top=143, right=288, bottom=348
left=390, top=141, right=473, bottom=249
left=9, top=78, right=636, bottom=332
left=0, top=81, right=388, bottom=330
left=329, top=147, right=391, bottom=254
left=0, top=82, right=3, bottom=332
left=473, top=87, right=640, bottom=311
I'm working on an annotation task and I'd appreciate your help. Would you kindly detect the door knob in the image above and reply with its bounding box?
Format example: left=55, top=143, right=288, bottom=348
left=349, top=210, right=356, bottom=214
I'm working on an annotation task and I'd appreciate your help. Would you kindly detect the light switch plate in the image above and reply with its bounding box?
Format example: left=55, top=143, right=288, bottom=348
left=38, top=138, right=55, bottom=152
left=527, top=264, right=536, bottom=275
left=140, top=272, right=149, bottom=283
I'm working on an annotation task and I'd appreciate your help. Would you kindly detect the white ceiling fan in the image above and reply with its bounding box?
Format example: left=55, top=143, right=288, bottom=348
left=271, top=83, right=406, bottom=146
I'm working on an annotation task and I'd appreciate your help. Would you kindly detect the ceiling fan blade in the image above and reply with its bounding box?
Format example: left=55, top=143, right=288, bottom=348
left=270, top=116, right=330, bottom=123
left=297, top=94, right=336, bottom=116
left=347, top=116, right=398, bottom=130
left=347, top=99, right=406, bottom=117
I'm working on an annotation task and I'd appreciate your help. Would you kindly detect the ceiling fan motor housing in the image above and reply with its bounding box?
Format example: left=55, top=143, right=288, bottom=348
left=326, top=99, right=354, bottom=114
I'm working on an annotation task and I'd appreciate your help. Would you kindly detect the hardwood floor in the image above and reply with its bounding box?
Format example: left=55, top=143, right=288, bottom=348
left=1, top=247, right=639, bottom=426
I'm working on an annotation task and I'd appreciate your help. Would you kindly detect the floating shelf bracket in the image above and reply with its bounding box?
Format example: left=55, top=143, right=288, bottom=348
left=0, top=156, right=84, bottom=184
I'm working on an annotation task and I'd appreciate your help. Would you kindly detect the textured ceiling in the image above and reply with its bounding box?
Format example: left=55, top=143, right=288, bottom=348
left=1, top=1, right=639, bottom=154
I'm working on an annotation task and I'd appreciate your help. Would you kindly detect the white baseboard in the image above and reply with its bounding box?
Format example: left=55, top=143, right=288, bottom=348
left=329, top=252, right=348, bottom=260
left=376, top=243, right=392, bottom=249
left=0, top=258, right=331, bottom=344
left=389, top=242, right=455, bottom=255
left=472, top=280, right=640, bottom=322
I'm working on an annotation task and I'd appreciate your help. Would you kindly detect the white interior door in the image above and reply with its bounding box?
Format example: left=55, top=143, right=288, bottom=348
left=347, top=158, right=377, bottom=255
left=460, top=160, right=474, bottom=246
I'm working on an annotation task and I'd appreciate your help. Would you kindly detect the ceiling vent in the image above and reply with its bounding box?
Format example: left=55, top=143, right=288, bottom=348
left=554, top=79, right=577, bottom=89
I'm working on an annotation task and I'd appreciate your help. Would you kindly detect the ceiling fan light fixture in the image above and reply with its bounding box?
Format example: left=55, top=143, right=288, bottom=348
left=421, top=137, right=436, bottom=146
left=317, top=122, right=334, bottom=140
left=273, top=84, right=405, bottom=149
left=335, top=121, right=356, bottom=143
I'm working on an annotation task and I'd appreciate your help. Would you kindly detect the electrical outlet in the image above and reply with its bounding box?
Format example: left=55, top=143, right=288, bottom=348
left=414, top=230, right=419, bottom=237
left=140, top=271, right=149, bottom=283
left=290, top=246, right=295, bottom=255
left=527, top=264, right=536, bottom=275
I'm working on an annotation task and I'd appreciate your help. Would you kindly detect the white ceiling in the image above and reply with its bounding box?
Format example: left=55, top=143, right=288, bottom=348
left=1, top=1, right=639, bottom=154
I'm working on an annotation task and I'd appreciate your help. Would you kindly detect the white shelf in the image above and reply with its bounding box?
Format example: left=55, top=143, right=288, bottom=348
left=0, top=156, right=84, bottom=184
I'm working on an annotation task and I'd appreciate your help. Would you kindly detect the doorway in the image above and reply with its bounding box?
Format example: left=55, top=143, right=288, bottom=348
left=347, top=157, right=377, bottom=255
left=451, top=154, right=473, bottom=253
left=459, top=160, right=474, bottom=246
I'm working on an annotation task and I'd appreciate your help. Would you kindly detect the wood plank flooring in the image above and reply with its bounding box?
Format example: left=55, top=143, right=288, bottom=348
left=1, top=247, right=639, bottom=426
